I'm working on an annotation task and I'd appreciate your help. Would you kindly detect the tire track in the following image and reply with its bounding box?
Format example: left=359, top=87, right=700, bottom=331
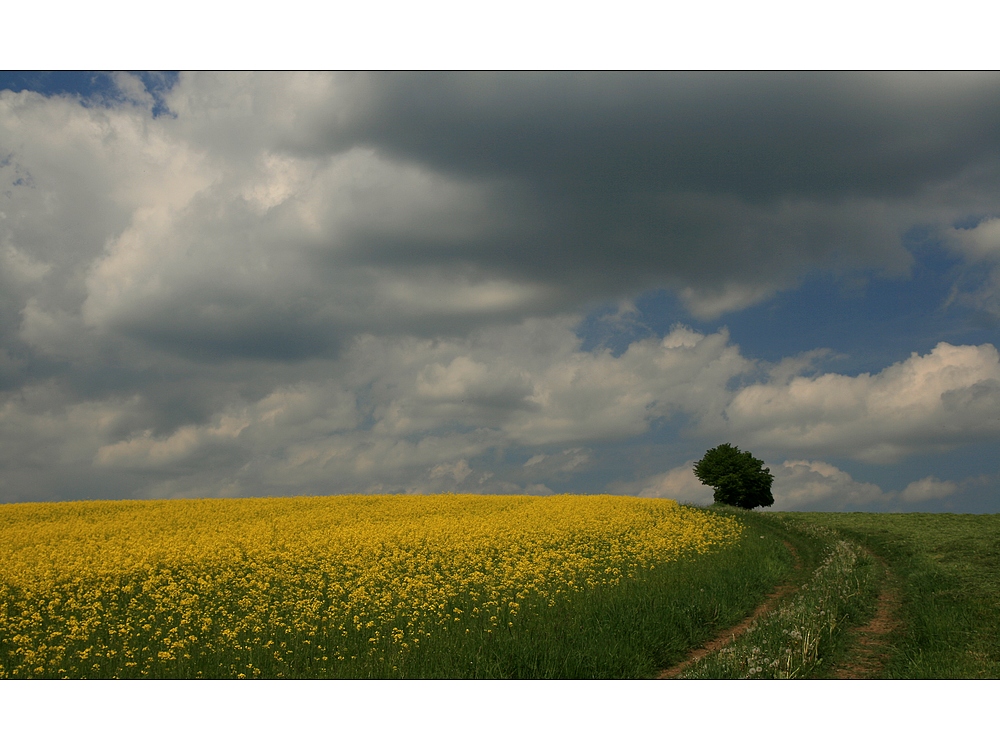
left=657, top=539, right=802, bottom=679
left=829, top=551, right=902, bottom=679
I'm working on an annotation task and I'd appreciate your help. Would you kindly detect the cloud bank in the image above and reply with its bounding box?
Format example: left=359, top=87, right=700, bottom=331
left=3, top=72, right=1000, bottom=508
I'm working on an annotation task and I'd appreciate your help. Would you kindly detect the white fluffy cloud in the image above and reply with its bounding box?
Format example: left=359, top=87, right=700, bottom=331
left=626, top=459, right=887, bottom=510
left=942, top=217, right=1000, bottom=322
left=3, top=302, right=1000, bottom=502
left=0, top=313, right=749, bottom=499
left=715, top=342, right=1000, bottom=462
left=631, top=462, right=716, bottom=506
left=899, top=476, right=958, bottom=503
left=946, top=217, right=1000, bottom=261
left=629, top=458, right=962, bottom=511
left=775, top=462, right=963, bottom=510
left=771, top=461, right=889, bottom=510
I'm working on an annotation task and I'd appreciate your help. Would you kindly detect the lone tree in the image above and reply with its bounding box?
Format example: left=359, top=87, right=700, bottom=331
left=693, top=443, right=774, bottom=509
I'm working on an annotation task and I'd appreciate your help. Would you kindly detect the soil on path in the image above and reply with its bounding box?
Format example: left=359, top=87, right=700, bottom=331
left=828, top=553, right=902, bottom=679
left=658, top=539, right=902, bottom=680
left=657, top=540, right=802, bottom=679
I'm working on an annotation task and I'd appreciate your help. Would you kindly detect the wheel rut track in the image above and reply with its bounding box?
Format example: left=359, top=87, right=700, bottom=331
left=657, top=539, right=802, bottom=679
left=828, top=550, right=902, bottom=679
left=657, top=537, right=902, bottom=680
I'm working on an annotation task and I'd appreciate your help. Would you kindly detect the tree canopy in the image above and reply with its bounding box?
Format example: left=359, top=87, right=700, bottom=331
left=693, top=443, right=774, bottom=509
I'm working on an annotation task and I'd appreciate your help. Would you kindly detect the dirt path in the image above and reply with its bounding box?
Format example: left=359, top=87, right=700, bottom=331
left=829, top=552, right=902, bottom=679
left=657, top=540, right=802, bottom=679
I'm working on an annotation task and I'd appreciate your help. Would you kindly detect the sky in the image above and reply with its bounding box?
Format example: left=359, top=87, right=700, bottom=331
left=2, top=71, right=1000, bottom=512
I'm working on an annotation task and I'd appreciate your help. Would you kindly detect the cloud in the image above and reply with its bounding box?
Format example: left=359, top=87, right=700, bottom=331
left=291, top=71, right=1000, bottom=316
left=521, top=448, right=591, bottom=475
left=626, top=458, right=892, bottom=511
left=8, top=72, right=1000, bottom=378
left=771, top=460, right=889, bottom=510
left=428, top=459, right=473, bottom=484
left=774, top=462, right=965, bottom=510
left=2, top=245, right=51, bottom=285
left=95, top=414, right=250, bottom=470
left=78, top=145, right=519, bottom=361
left=4, top=73, right=1000, bottom=504
left=899, top=476, right=958, bottom=503
left=0, top=312, right=750, bottom=499
left=327, top=320, right=751, bottom=450
left=714, top=342, right=1000, bottom=462
left=3, top=295, right=998, bottom=502
left=10, top=71, right=1000, bottom=375
left=628, top=458, right=962, bottom=512
left=941, top=217, right=1000, bottom=324
left=630, top=462, right=716, bottom=506
left=945, top=217, right=1000, bottom=262
left=629, top=458, right=888, bottom=511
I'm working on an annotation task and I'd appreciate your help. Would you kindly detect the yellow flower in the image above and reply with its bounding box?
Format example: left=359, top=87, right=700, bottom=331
left=0, top=493, right=741, bottom=678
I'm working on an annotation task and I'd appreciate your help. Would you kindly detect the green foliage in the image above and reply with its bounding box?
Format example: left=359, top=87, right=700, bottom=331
left=694, top=443, right=774, bottom=509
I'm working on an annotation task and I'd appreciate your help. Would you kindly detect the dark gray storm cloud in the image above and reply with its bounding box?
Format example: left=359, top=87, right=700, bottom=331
left=183, top=71, right=1000, bottom=315
left=332, top=73, right=1000, bottom=199
left=3, top=72, right=1000, bottom=507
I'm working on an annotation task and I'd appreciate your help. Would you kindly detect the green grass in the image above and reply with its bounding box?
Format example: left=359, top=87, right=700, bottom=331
left=680, top=536, right=880, bottom=678
left=779, top=512, right=1000, bottom=679
left=661, top=510, right=882, bottom=679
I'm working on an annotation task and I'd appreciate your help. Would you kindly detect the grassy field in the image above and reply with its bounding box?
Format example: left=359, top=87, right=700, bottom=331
left=779, top=512, right=1000, bottom=679
left=666, top=509, right=1000, bottom=679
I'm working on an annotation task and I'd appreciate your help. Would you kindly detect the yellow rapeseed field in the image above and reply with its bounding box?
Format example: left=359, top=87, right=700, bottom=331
left=0, top=494, right=742, bottom=678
